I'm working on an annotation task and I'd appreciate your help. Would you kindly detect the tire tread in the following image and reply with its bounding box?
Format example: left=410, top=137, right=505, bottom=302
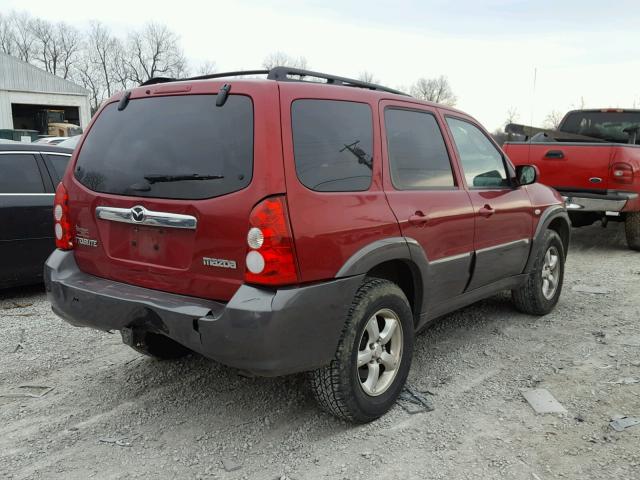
left=309, top=278, right=407, bottom=422
left=625, top=212, right=640, bottom=251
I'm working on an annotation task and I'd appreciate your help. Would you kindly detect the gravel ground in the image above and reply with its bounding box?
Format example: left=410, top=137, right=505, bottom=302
left=1, top=222, right=639, bottom=480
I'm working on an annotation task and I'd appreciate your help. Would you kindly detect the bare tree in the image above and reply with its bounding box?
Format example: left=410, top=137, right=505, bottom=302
left=0, top=13, right=16, bottom=55
left=85, top=21, right=119, bottom=98
left=358, top=71, right=379, bottom=84
left=410, top=76, right=457, bottom=106
left=262, top=51, right=308, bottom=70
left=503, top=107, right=521, bottom=142
left=10, top=11, right=36, bottom=62
left=505, top=107, right=519, bottom=126
left=57, top=23, right=82, bottom=79
left=31, top=18, right=60, bottom=75
left=572, top=96, right=586, bottom=110
left=195, top=60, right=217, bottom=76
left=74, top=57, right=104, bottom=114
left=125, top=23, right=189, bottom=84
left=544, top=110, right=563, bottom=130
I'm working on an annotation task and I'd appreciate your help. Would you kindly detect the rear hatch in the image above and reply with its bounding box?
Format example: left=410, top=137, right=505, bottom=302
left=66, top=81, right=284, bottom=301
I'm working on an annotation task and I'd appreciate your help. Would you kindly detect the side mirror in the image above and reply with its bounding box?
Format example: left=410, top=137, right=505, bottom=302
left=516, top=165, right=539, bottom=186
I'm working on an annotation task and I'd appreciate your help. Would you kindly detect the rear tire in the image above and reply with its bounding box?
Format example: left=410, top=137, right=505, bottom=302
left=128, top=331, right=192, bottom=360
left=309, top=278, right=414, bottom=423
left=625, top=212, right=640, bottom=251
left=512, top=230, right=565, bottom=315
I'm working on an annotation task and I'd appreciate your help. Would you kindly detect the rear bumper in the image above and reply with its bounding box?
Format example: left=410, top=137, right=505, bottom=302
left=44, top=250, right=363, bottom=376
left=560, top=190, right=638, bottom=212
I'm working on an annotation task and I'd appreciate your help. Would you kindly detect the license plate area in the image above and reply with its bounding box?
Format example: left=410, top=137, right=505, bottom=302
left=103, top=222, right=195, bottom=269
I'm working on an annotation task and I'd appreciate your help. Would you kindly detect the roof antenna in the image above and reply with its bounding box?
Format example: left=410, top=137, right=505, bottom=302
left=118, top=91, right=132, bottom=111
left=216, top=83, right=231, bottom=107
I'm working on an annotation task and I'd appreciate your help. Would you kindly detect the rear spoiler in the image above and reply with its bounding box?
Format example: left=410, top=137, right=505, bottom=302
left=505, top=123, right=607, bottom=143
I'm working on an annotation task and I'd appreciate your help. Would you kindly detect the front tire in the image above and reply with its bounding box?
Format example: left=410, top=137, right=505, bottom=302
left=625, top=212, right=640, bottom=251
left=309, top=278, right=414, bottom=423
left=512, top=230, right=565, bottom=315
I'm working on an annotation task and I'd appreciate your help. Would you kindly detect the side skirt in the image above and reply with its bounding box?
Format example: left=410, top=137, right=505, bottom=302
left=416, top=273, right=529, bottom=331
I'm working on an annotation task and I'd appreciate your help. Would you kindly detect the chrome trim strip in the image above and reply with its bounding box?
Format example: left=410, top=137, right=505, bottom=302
left=0, top=193, right=55, bottom=196
left=476, top=238, right=530, bottom=254
left=430, top=251, right=472, bottom=265
left=0, top=151, right=72, bottom=156
left=95, top=205, right=197, bottom=230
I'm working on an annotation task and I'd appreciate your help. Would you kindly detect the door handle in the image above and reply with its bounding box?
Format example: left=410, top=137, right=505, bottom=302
left=544, top=150, right=565, bottom=159
left=408, top=210, right=429, bottom=226
left=478, top=204, right=494, bottom=218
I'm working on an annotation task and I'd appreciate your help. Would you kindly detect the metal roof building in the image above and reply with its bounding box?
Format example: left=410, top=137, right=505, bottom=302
left=0, top=52, right=91, bottom=136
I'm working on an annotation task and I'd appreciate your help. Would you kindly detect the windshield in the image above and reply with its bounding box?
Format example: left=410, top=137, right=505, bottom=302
left=74, top=94, right=253, bottom=200
left=561, top=111, right=640, bottom=144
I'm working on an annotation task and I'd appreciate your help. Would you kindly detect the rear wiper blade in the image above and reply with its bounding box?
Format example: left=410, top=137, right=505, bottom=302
left=143, top=174, right=224, bottom=184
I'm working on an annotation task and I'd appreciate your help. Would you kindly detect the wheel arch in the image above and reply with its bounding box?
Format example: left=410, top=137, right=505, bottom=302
left=336, top=237, right=425, bottom=326
left=525, top=206, right=571, bottom=273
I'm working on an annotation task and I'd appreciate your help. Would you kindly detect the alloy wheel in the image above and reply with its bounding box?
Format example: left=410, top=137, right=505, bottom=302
left=357, top=308, right=403, bottom=396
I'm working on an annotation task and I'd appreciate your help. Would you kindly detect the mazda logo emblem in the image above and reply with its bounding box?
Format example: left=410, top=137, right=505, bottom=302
left=130, top=206, right=145, bottom=223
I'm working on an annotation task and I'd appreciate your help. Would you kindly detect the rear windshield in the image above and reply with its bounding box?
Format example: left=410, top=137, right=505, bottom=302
left=74, top=95, right=253, bottom=200
left=561, top=111, right=640, bottom=144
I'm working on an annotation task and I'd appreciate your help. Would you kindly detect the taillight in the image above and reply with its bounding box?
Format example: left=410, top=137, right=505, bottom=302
left=53, top=183, right=73, bottom=250
left=244, top=196, right=299, bottom=286
left=611, top=162, right=633, bottom=184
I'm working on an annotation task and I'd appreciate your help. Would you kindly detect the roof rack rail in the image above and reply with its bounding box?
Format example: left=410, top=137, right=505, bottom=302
left=140, top=67, right=409, bottom=96
left=266, top=67, right=409, bottom=96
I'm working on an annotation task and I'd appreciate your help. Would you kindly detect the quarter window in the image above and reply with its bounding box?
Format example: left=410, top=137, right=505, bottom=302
left=0, top=154, right=45, bottom=193
left=291, top=99, right=373, bottom=192
left=44, top=154, right=71, bottom=183
left=385, top=108, right=455, bottom=189
left=446, top=117, right=509, bottom=188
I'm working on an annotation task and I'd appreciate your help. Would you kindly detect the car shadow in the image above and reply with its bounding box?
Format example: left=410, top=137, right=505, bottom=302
left=0, top=283, right=45, bottom=302
left=569, top=221, right=628, bottom=252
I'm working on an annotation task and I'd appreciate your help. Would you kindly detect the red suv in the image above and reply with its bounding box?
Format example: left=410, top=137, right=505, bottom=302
left=45, top=67, right=570, bottom=422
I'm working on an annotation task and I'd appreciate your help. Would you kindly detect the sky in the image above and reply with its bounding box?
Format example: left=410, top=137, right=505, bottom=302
left=2, top=0, right=640, bottom=131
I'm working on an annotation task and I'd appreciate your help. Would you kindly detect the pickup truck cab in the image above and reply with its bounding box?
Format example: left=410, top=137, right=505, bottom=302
left=504, top=109, right=640, bottom=250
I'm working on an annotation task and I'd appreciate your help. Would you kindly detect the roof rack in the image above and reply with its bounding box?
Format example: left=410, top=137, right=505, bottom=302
left=140, top=67, right=409, bottom=96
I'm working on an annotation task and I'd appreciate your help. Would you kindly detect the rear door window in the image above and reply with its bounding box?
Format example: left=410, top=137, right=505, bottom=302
left=385, top=108, right=455, bottom=189
left=291, top=99, right=373, bottom=192
left=0, top=154, right=45, bottom=193
left=446, top=117, right=509, bottom=188
left=74, top=95, right=253, bottom=200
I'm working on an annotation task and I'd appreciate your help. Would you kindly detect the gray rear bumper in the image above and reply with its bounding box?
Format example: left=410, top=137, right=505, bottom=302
left=44, top=250, right=363, bottom=376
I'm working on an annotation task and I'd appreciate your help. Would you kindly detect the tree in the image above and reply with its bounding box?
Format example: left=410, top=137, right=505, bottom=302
left=195, top=60, right=217, bottom=76
left=358, top=71, right=379, bottom=84
left=544, top=110, right=563, bottom=130
left=125, top=23, right=189, bottom=84
left=505, top=107, right=519, bottom=126
left=0, top=13, right=16, bottom=56
left=410, top=76, right=457, bottom=106
left=10, top=11, right=36, bottom=62
left=572, top=96, right=586, bottom=109
left=262, top=51, right=307, bottom=70
left=31, top=18, right=56, bottom=74
left=85, top=21, right=119, bottom=98
left=503, top=107, right=521, bottom=142
left=74, top=57, right=104, bottom=114
left=57, top=23, right=82, bottom=79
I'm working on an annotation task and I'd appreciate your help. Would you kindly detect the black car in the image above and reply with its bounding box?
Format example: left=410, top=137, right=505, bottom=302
left=0, top=142, right=72, bottom=288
